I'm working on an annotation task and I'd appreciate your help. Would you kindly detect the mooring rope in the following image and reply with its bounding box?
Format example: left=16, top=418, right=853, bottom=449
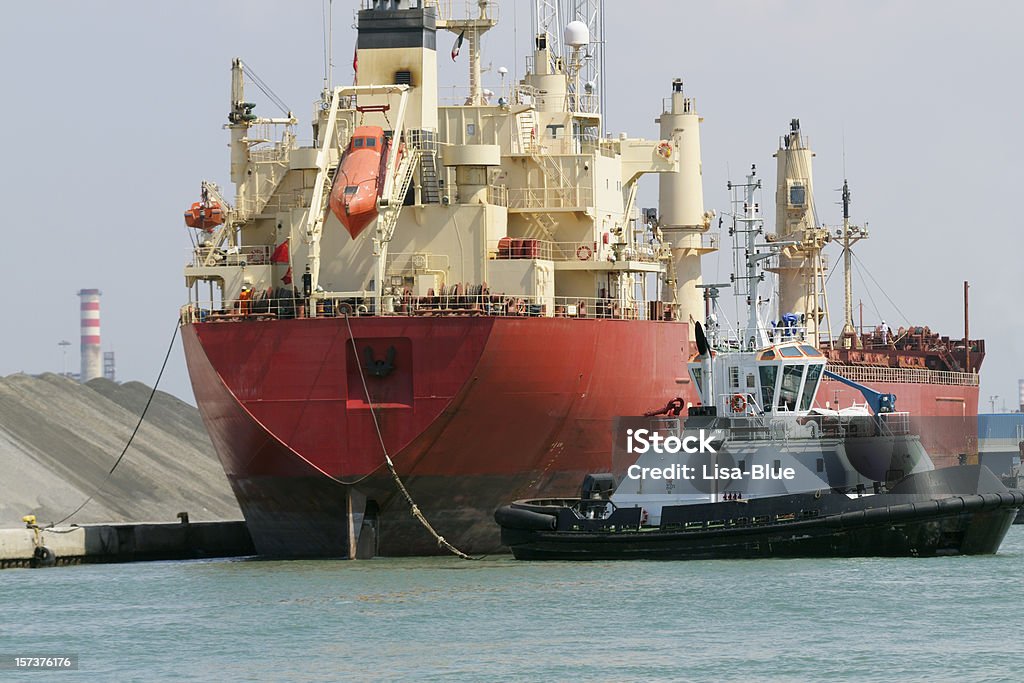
left=342, top=313, right=478, bottom=560
left=49, top=322, right=181, bottom=527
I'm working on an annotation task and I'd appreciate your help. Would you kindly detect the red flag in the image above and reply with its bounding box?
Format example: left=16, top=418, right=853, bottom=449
left=353, top=45, right=358, bottom=73
left=281, top=267, right=293, bottom=285
left=270, top=241, right=290, bottom=264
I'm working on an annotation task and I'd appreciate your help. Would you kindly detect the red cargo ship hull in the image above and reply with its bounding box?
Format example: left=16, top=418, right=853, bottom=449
left=183, top=317, right=981, bottom=557
left=182, top=316, right=694, bottom=557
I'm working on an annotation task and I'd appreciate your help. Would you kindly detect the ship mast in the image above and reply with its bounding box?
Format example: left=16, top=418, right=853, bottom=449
left=769, top=120, right=830, bottom=346
left=730, top=167, right=775, bottom=349
left=725, top=165, right=798, bottom=350
left=439, top=1, right=497, bottom=106
left=838, top=179, right=868, bottom=347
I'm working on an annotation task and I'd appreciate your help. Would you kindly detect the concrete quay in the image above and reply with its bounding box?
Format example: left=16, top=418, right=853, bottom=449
left=0, top=517, right=254, bottom=569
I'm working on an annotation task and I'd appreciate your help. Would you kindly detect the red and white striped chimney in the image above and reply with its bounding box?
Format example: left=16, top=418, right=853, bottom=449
left=78, top=289, right=102, bottom=382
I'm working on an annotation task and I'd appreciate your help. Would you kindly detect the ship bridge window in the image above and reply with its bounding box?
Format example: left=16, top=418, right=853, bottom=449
left=759, top=365, right=778, bottom=412
left=778, top=364, right=806, bottom=411
left=353, top=138, right=364, bottom=148
left=799, top=344, right=822, bottom=357
left=779, top=346, right=803, bottom=358
left=789, top=184, right=806, bottom=208
left=799, top=363, right=824, bottom=411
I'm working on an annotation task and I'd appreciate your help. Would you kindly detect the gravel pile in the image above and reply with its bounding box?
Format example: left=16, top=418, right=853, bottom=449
left=0, top=373, right=240, bottom=526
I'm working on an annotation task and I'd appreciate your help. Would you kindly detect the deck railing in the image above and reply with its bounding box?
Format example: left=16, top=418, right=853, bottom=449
left=189, top=245, right=274, bottom=268
left=824, top=363, right=978, bottom=387
left=488, top=238, right=661, bottom=264
left=181, top=292, right=664, bottom=324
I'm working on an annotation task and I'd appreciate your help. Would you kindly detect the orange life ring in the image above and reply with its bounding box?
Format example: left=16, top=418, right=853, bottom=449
left=730, top=394, right=747, bottom=413
left=576, top=244, right=593, bottom=260
left=656, top=141, right=672, bottom=159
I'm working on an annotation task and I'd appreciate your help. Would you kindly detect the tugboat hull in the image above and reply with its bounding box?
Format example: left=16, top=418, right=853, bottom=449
left=497, top=466, right=1024, bottom=560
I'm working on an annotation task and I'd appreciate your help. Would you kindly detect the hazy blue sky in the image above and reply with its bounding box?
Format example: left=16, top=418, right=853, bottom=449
left=1, top=1, right=1021, bottom=411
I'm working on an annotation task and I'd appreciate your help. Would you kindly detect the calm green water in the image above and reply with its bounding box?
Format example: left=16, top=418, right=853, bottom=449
left=2, top=528, right=1023, bottom=682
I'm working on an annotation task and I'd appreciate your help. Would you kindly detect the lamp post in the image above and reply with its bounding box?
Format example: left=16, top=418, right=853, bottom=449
left=58, top=340, right=71, bottom=376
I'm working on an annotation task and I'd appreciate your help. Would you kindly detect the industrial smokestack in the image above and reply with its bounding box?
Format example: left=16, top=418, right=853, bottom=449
left=78, top=289, right=102, bottom=382
left=1019, top=379, right=1024, bottom=414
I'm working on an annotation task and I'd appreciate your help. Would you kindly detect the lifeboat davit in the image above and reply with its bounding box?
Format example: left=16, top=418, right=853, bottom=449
left=329, top=125, right=392, bottom=240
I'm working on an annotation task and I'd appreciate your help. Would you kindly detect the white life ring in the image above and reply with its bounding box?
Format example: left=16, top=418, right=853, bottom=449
left=576, top=244, right=593, bottom=261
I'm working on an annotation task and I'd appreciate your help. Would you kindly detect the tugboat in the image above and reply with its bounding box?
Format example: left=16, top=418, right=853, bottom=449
left=495, top=169, right=1023, bottom=560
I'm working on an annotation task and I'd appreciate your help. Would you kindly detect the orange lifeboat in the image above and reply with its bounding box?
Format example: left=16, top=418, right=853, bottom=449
left=184, top=201, right=224, bottom=232
left=328, top=125, right=392, bottom=240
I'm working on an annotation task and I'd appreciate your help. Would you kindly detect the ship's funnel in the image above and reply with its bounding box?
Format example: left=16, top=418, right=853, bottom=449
left=355, top=1, right=438, bottom=131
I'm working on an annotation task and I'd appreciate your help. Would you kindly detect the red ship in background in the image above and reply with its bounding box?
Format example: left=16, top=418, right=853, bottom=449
left=179, top=1, right=982, bottom=558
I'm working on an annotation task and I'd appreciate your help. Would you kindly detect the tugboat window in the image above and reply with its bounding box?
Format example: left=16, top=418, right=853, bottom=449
left=691, top=367, right=703, bottom=395
left=799, top=364, right=823, bottom=411
left=778, top=364, right=805, bottom=411
left=759, top=365, right=778, bottom=411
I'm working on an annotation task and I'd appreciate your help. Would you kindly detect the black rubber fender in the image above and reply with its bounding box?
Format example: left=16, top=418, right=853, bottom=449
left=31, top=545, right=56, bottom=568
left=494, top=505, right=557, bottom=531
left=936, top=497, right=965, bottom=514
